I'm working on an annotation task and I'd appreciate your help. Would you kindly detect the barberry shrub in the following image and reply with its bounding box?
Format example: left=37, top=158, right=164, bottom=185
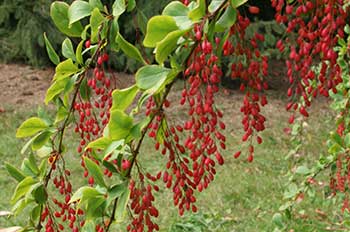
left=5, top=0, right=350, bottom=231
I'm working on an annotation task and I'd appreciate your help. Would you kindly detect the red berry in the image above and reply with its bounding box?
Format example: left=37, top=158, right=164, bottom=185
left=122, top=159, right=131, bottom=170
left=249, top=6, right=260, bottom=14
left=234, top=151, right=241, bottom=159
left=88, top=176, right=94, bottom=185
left=85, top=40, right=91, bottom=48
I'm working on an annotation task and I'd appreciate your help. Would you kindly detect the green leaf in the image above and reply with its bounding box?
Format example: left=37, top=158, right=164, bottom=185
left=11, top=198, right=32, bottom=216
left=272, top=213, right=284, bottom=228
left=50, top=2, right=83, bottom=37
left=16, top=117, right=48, bottom=138
left=109, top=181, right=128, bottom=200
left=43, top=33, right=60, bottom=65
left=108, top=110, right=134, bottom=140
left=271, top=23, right=285, bottom=34
left=112, top=0, right=126, bottom=19
left=32, top=131, right=52, bottom=151
left=116, top=33, right=147, bottom=64
left=62, top=38, right=76, bottom=61
left=36, top=146, right=53, bottom=159
left=27, top=153, right=40, bottom=175
left=11, top=176, right=37, bottom=204
left=68, top=0, right=92, bottom=25
left=284, top=183, right=298, bottom=199
left=85, top=197, right=106, bottom=219
left=109, top=18, right=120, bottom=51
left=89, top=0, right=104, bottom=11
left=188, top=0, right=206, bottom=21
left=295, top=166, right=311, bottom=175
left=143, top=16, right=179, bottom=48
left=79, top=78, right=91, bottom=101
left=230, top=0, right=248, bottom=8
left=5, top=163, right=26, bottom=182
left=70, top=186, right=103, bottom=204
left=215, top=5, right=237, bottom=32
left=345, top=133, right=350, bottom=148
left=84, top=157, right=107, bottom=187
left=265, top=33, right=276, bottom=47
left=108, top=181, right=128, bottom=199
left=111, top=85, right=139, bottom=112
left=115, top=183, right=130, bottom=222
left=103, top=140, right=124, bottom=158
left=86, top=137, right=112, bottom=150
left=76, top=40, right=84, bottom=64
left=20, top=132, right=43, bottom=154
left=135, top=65, right=171, bottom=93
left=208, top=0, right=225, bottom=13
left=38, top=159, right=48, bottom=178
left=90, top=8, right=105, bottom=43
left=45, top=77, right=70, bottom=104
left=137, top=10, right=148, bottom=34
left=31, top=205, right=41, bottom=222
left=330, top=131, right=343, bottom=145
left=53, top=59, right=79, bottom=81
left=162, top=1, right=192, bottom=30
left=156, top=30, right=186, bottom=64
left=103, top=160, right=119, bottom=173
left=32, top=184, right=48, bottom=204
left=130, top=118, right=150, bottom=139
left=127, top=0, right=136, bottom=11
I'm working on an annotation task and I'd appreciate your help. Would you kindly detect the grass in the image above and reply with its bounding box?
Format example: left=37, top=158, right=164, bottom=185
left=0, top=88, right=345, bottom=232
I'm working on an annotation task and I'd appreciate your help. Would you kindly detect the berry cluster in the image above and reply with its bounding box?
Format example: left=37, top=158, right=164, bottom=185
left=272, top=0, right=347, bottom=117
left=224, top=13, right=269, bottom=161
left=41, top=162, right=83, bottom=232
left=127, top=179, right=160, bottom=232
left=143, top=25, right=227, bottom=218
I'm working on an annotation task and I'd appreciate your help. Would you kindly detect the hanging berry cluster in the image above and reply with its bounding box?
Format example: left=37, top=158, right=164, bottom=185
left=41, top=159, right=84, bottom=232
left=143, top=24, right=226, bottom=220
left=272, top=0, right=347, bottom=117
left=13, top=1, right=350, bottom=232
left=127, top=178, right=160, bottom=232
left=224, top=13, right=269, bottom=161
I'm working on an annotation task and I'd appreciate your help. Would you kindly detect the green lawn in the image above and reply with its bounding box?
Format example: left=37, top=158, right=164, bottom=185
left=0, top=89, right=345, bottom=231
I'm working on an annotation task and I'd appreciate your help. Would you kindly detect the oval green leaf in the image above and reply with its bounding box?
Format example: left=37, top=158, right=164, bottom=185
left=156, top=30, right=186, bottom=64
left=112, top=0, right=126, bottom=19
left=108, top=110, right=133, bottom=140
left=50, top=2, right=83, bottom=37
left=215, top=5, right=237, bottom=32
left=43, top=33, right=60, bottom=65
left=62, top=38, right=76, bottom=61
left=135, top=65, right=171, bottom=93
left=84, top=157, right=107, bottom=187
left=111, top=85, right=139, bottom=112
left=16, top=117, right=49, bottom=138
left=68, top=0, right=92, bottom=25
left=143, top=16, right=179, bottom=48
left=116, top=33, right=147, bottom=64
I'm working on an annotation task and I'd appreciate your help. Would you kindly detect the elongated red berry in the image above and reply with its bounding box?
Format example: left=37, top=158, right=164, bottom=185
left=249, top=6, right=260, bottom=14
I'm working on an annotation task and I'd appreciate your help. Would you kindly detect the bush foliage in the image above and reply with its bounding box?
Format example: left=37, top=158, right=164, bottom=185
left=0, top=0, right=171, bottom=69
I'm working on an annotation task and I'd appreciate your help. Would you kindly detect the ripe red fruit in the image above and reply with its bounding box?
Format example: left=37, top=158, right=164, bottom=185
left=288, top=115, right=295, bottom=124
left=195, top=31, right=202, bottom=41
left=234, top=151, right=241, bottom=159
left=122, top=159, right=131, bottom=170
left=85, top=40, right=91, bottom=48
left=299, top=106, right=309, bottom=117
left=248, top=6, right=260, bottom=14
left=247, top=154, right=254, bottom=162
left=88, top=176, right=94, bottom=185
